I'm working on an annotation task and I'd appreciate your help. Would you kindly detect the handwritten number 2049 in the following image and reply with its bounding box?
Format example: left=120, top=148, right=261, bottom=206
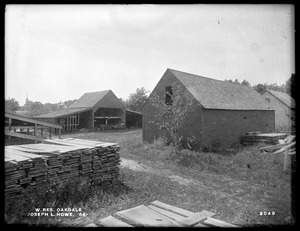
left=260, top=211, right=275, bottom=216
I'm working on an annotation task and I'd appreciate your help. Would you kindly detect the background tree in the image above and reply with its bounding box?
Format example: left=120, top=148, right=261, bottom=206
left=149, top=81, right=195, bottom=154
left=285, top=73, right=295, bottom=99
left=5, top=97, right=19, bottom=113
left=126, top=87, right=149, bottom=112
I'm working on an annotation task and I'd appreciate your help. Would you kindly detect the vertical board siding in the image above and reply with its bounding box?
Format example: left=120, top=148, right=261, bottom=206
left=262, top=91, right=294, bottom=132
left=202, top=109, right=275, bottom=149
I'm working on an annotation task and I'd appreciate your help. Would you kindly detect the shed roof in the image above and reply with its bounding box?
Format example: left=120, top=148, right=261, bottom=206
left=167, top=69, right=273, bottom=110
left=34, top=108, right=91, bottom=118
left=69, top=90, right=111, bottom=109
left=262, top=89, right=295, bottom=109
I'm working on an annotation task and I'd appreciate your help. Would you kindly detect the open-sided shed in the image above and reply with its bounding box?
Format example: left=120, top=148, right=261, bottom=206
left=34, top=90, right=126, bottom=133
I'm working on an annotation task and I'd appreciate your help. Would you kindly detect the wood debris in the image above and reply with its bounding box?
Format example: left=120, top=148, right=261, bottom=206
left=260, top=135, right=296, bottom=155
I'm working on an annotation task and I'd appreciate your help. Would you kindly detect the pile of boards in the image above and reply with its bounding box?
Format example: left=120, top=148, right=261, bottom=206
left=260, top=134, right=296, bottom=172
left=5, top=138, right=121, bottom=199
left=241, top=132, right=288, bottom=145
left=260, top=134, right=296, bottom=155
left=85, top=200, right=238, bottom=227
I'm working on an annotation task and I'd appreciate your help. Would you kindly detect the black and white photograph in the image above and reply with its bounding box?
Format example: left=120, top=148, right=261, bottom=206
left=5, top=4, right=295, bottom=227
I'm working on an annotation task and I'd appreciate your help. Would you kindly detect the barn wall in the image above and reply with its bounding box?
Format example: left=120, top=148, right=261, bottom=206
left=78, top=110, right=94, bottom=130
left=202, top=109, right=275, bottom=149
left=262, top=91, right=294, bottom=132
left=143, top=71, right=203, bottom=150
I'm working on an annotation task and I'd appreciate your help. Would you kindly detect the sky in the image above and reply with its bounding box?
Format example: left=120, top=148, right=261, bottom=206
left=5, top=4, right=295, bottom=106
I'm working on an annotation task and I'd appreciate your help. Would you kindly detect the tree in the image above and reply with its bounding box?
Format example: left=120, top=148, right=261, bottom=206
left=241, top=79, right=251, bottom=86
left=5, top=97, right=19, bottom=113
left=126, top=87, right=149, bottom=112
left=285, top=73, right=295, bottom=99
left=149, top=81, right=195, bottom=154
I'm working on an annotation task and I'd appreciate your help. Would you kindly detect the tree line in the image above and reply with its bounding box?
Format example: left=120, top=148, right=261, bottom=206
left=5, top=74, right=295, bottom=116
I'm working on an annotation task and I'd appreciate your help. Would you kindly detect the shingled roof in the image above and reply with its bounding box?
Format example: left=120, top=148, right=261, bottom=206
left=168, top=69, right=273, bottom=110
left=69, top=90, right=111, bottom=108
left=262, top=89, right=295, bottom=109
left=34, top=108, right=91, bottom=118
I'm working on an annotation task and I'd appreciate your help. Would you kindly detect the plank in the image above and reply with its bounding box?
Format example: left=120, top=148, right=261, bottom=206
left=5, top=150, right=32, bottom=162
left=147, top=205, right=186, bottom=222
left=5, top=130, right=44, bottom=142
left=115, top=205, right=180, bottom=227
left=5, top=112, right=62, bottom=129
left=85, top=223, right=98, bottom=227
left=150, top=200, right=194, bottom=217
left=99, top=215, right=133, bottom=227
left=43, top=139, right=94, bottom=149
left=194, top=222, right=209, bottom=227
left=202, top=217, right=238, bottom=227
left=5, top=148, right=46, bottom=159
left=180, top=210, right=216, bottom=226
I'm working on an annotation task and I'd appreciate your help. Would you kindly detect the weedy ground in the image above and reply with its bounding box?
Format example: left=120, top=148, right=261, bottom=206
left=5, top=129, right=294, bottom=227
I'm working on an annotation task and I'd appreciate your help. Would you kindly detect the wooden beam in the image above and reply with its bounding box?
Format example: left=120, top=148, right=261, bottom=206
left=5, top=130, right=44, bottom=142
left=5, top=112, right=62, bottom=129
left=202, top=217, right=238, bottom=227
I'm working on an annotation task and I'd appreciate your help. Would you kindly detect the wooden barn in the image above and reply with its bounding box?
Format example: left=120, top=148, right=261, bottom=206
left=143, top=69, right=275, bottom=150
left=34, top=90, right=126, bottom=133
left=261, top=89, right=295, bottom=132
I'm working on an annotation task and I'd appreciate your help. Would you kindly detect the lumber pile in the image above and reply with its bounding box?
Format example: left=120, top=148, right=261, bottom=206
left=260, top=135, right=296, bottom=172
left=5, top=138, right=121, bottom=200
left=260, top=134, right=296, bottom=155
left=241, top=132, right=288, bottom=145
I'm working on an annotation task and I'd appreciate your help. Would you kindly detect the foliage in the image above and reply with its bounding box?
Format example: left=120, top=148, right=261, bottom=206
left=253, top=83, right=286, bottom=94
left=17, top=99, right=78, bottom=116
left=149, top=81, right=195, bottom=154
left=126, top=87, right=149, bottom=112
left=5, top=97, right=19, bottom=113
left=285, top=73, right=295, bottom=99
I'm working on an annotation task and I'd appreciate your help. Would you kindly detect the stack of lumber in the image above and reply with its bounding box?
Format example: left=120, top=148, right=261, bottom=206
left=5, top=138, right=121, bottom=200
left=260, top=134, right=296, bottom=155
left=260, top=135, right=296, bottom=172
left=87, top=200, right=238, bottom=227
left=241, top=132, right=288, bottom=145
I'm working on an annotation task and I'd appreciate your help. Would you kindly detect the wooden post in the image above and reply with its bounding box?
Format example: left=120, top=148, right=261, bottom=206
left=49, top=127, right=52, bottom=139
left=59, top=128, right=61, bottom=139
left=283, top=149, right=289, bottom=172
left=8, top=118, right=12, bottom=140
left=34, top=123, right=37, bottom=144
left=41, top=128, right=43, bottom=138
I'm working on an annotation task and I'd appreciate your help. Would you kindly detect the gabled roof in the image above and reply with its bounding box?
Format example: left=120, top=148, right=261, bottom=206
left=262, top=89, right=295, bottom=109
left=69, top=90, right=111, bottom=108
left=167, top=69, right=273, bottom=110
left=34, top=108, right=91, bottom=118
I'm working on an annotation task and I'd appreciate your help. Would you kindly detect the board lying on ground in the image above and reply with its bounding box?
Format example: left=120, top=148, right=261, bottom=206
left=4, top=138, right=121, bottom=199
left=241, top=132, right=288, bottom=145
left=87, top=200, right=238, bottom=227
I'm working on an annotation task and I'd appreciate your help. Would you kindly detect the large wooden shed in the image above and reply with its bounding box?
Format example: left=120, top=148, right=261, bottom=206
left=261, top=89, right=295, bottom=132
left=143, top=69, right=275, bottom=150
left=34, top=90, right=126, bottom=133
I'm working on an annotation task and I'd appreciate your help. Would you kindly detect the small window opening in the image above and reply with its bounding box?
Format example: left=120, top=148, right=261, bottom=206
left=165, top=86, right=173, bottom=105
left=265, top=98, right=270, bottom=103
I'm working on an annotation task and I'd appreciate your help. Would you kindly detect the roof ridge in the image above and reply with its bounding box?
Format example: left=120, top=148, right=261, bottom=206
left=167, top=68, right=250, bottom=87
left=84, top=90, right=111, bottom=94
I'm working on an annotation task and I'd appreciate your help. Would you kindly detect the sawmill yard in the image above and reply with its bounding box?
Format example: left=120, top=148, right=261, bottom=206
left=6, top=129, right=293, bottom=227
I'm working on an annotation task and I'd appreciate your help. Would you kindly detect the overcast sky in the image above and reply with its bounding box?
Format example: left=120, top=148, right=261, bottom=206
left=5, top=4, right=295, bottom=105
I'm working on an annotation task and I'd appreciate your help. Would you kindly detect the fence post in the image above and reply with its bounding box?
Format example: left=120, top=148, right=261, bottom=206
left=283, top=149, right=289, bottom=172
